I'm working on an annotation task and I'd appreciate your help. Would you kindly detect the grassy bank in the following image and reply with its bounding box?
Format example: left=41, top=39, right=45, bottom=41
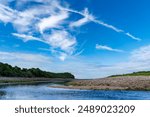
left=110, top=71, right=150, bottom=77
left=0, top=77, right=73, bottom=86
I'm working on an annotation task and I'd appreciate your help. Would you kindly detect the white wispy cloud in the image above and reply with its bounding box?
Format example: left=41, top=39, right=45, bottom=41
left=0, top=0, right=142, bottom=61
left=12, top=33, right=44, bottom=42
left=96, top=44, right=124, bottom=52
left=12, top=30, right=77, bottom=58
left=0, top=4, right=16, bottom=23
left=12, top=31, right=76, bottom=60
left=93, top=19, right=123, bottom=33
left=0, top=0, right=76, bottom=60
left=62, top=7, right=123, bottom=32
left=1, top=45, right=150, bottom=79
left=92, top=44, right=150, bottom=78
left=0, top=1, right=141, bottom=41
left=69, top=8, right=94, bottom=28
left=70, top=17, right=89, bottom=28
left=126, top=32, right=141, bottom=41
left=130, top=45, right=150, bottom=62
left=68, top=44, right=150, bottom=78
left=62, top=7, right=141, bottom=41
left=59, top=52, right=68, bottom=61
left=38, top=11, right=69, bottom=33
left=45, top=30, right=76, bottom=54
left=0, top=51, right=51, bottom=64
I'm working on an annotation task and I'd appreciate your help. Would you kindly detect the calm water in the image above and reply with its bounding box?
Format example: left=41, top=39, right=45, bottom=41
left=0, top=83, right=150, bottom=100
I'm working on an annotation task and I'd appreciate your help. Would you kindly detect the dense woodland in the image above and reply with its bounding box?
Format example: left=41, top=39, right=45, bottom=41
left=0, top=62, right=74, bottom=79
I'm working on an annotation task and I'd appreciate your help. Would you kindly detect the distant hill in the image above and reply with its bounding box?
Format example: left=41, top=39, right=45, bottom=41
left=0, top=62, right=74, bottom=79
left=110, top=71, right=150, bottom=77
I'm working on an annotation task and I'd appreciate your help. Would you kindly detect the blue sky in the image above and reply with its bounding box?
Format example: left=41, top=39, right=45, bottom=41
left=0, top=0, right=150, bottom=79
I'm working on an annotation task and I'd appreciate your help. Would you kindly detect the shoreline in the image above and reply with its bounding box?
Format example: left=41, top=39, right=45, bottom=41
left=49, top=85, right=127, bottom=90
left=49, top=76, right=150, bottom=91
left=0, top=77, right=73, bottom=86
left=1, top=76, right=150, bottom=91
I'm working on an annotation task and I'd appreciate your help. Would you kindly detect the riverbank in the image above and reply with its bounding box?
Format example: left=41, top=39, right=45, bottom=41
left=50, top=76, right=150, bottom=91
left=0, top=77, right=73, bottom=86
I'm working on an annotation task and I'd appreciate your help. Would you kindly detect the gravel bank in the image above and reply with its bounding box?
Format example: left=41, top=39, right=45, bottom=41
left=50, top=76, right=150, bottom=91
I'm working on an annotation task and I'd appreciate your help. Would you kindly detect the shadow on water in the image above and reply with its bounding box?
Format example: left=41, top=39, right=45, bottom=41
left=0, top=90, right=6, bottom=98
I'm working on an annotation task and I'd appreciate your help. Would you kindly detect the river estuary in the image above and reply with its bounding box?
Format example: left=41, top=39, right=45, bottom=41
left=0, top=83, right=150, bottom=100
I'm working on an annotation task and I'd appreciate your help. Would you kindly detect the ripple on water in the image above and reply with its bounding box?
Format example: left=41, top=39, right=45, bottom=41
left=0, top=84, right=150, bottom=100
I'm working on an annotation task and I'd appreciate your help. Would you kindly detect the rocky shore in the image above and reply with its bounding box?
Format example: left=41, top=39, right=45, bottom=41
left=50, top=76, right=150, bottom=91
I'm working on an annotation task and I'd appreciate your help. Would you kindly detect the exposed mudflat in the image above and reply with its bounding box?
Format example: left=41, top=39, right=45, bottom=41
left=50, top=76, right=150, bottom=91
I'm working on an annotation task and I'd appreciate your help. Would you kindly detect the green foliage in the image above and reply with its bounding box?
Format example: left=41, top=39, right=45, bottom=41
left=0, top=62, right=75, bottom=79
left=110, top=71, right=150, bottom=77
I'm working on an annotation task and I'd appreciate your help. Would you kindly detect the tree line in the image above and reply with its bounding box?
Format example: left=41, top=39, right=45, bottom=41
left=0, top=62, right=75, bottom=79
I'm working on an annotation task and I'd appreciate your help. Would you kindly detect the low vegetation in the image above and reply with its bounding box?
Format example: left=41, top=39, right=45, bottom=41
left=110, top=71, right=150, bottom=77
left=0, top=62, right=74, bottom=79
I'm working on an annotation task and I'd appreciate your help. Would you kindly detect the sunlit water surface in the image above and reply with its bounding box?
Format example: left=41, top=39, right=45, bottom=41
left=0, top=83, right=150, bottom=100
